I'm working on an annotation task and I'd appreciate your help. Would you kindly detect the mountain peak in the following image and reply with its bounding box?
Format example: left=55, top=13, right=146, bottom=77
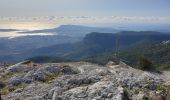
left=1, top=61, right=170, bottom=99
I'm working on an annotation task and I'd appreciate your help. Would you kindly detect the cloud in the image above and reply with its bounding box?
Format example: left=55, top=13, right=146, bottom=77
left=0, top=16, right=170, bottom=24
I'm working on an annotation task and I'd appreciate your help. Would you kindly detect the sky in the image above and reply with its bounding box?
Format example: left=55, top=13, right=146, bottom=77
left=0, top=0, right=170, bottom=37
left=0, top=0, right=170, bottom=31
left=0, top=0, right=170, bottom=17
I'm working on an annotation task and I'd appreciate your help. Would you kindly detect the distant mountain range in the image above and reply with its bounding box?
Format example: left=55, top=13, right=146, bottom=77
left=27, top=31, right=170, bottom=70
left=19, top=25, right=119, bottom=38
left=30, top=31, right=170, bottom=60
left=0, top=35, right=81, bottom=63
left=0, top=25, right=170, bottom=66
left=0, top=25, right=118, bottom=63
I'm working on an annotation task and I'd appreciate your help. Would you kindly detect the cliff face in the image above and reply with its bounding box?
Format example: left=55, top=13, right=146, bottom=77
left=0, top=61, right=170, bottom=100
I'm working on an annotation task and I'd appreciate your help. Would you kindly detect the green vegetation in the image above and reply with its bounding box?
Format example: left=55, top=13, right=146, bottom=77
left=119, top=43, right=170, bottom=70
left=0, top=83, right=26, bottom=96
left=137, top=56, right=154, bottom=71
left=28, top=42, right=170, bottom=71
left=27, top=56, right=73, bottom=63
left=25, top=32, right=170, bottom=71
left=83, top=42, right=170, bottom=71
left=0, top=72, right=14, bottom=81
left=15, top=98, right=20, bottom=100
left=0, top=81, right=6, bottom=89
left=0, top=81, right=6, bottom=99
left=40, top=74, right=61, bottom=84
left=123, top=88, right=130, bottom=100
left=156, top=84, right=167, bottom=93
left=0, top=88, right=9, bottom=95
left=142, top=96, right=149, bottom=100
left=82, top=52, right=113, bottom=65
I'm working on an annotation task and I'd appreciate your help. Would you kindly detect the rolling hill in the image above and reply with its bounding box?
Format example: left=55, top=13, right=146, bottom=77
left=31, top=31, right=170, bottom=60
left=1, top=30, right=170, bottom=66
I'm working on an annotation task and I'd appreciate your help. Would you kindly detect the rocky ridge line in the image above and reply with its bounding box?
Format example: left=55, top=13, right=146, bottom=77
left=0, top=61, right=170, bottom=100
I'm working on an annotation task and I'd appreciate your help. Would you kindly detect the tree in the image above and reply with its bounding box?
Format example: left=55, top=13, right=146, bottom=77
left=138, top=56, right=153, bottom=71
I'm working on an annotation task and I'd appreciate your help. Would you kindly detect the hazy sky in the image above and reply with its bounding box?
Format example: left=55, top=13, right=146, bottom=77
left=0, top=0, right=170, bottom=17
left=0, top=0, right=170, bottom=37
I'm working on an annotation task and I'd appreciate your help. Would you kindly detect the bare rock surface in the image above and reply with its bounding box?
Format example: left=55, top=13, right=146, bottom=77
left=0, top=61, right=170, bottom=100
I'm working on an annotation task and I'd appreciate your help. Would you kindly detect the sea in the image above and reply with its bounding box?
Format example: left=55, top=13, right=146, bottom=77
left=0, top=21, right=60, bottom=38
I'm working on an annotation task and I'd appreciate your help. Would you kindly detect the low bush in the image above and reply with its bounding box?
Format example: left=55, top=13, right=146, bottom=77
left=138, top=56, right=154, bottom=71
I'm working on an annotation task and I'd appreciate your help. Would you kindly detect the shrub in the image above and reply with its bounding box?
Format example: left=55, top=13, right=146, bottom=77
left=138, top=56, right=154, bottom=71
left=0, top=81, right=6, bottom=89
left=123, top=88, right=130, bottom=100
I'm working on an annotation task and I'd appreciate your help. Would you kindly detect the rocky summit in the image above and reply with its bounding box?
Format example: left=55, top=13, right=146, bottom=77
left=0, top=61, right=170, bottom=100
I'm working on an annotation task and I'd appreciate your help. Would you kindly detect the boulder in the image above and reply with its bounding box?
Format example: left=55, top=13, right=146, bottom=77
left=8, top=77, right=22, bottom=86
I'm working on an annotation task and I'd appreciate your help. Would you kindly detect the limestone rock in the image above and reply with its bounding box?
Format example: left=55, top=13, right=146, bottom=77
left=1, top=61, right=170, bottom=100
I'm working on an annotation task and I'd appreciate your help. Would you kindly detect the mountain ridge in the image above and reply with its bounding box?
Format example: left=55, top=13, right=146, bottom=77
left=1, top=30, right=170, bottom=64
left=1, top=61, right=170, bottom=99
left=31, top=31, right=170, bottom=59
left=19, top=25, right=119, bottom=37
